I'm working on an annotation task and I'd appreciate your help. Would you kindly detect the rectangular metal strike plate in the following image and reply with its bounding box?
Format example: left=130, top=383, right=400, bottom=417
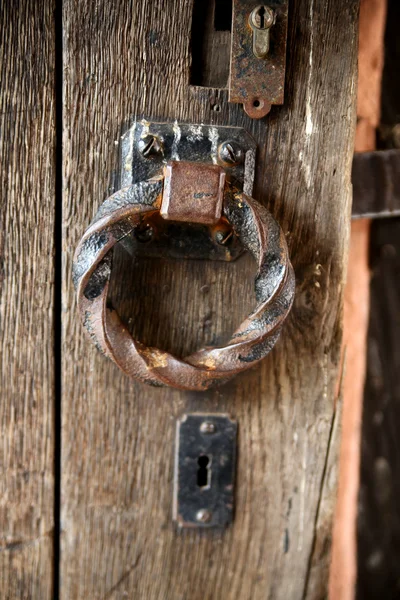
left=230, top=0, right=289, bottom=119
left=173, top=413, right=237, bottom=528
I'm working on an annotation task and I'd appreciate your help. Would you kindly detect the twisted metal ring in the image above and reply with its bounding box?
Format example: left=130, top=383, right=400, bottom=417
left=73, top=175, right=295, bottom=391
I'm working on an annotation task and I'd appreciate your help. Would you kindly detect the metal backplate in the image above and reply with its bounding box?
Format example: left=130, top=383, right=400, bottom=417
left=120, top=120, right=256, bottom=193
left=117, top=121, right=256, bottom=261
left=230, top=0, right=289, bottom=119
left=173, top=414, right=237, bottom=528
left=117, top=212, right=245, bottom=261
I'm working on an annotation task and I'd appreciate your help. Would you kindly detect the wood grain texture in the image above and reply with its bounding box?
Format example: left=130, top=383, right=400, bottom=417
left=61, top=0, right=359, bottom=598
left=0, top=1, right=55, bottom=598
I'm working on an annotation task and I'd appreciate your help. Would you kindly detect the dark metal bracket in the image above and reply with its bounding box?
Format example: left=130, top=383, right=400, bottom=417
left=352, top=149, right=400, bottom=219
left=173, top=413, right=237, bottom=528
left=229, top=1, right=289, bottom=119
left=118, top=120, right=256, bottom=261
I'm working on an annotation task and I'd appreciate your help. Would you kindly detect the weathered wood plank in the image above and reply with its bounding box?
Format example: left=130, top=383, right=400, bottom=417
left=0, top=2, right=56, bottom=598
left=61, top=0, right=359, bottom=598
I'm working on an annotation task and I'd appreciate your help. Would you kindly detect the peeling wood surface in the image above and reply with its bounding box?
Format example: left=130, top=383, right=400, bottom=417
left=0, top=2, right=55, bottom=598
left=61, top=1, right=358, bottom=599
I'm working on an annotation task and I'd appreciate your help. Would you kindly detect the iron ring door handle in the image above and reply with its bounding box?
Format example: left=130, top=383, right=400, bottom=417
left=73, top=166, right=295, bottom=391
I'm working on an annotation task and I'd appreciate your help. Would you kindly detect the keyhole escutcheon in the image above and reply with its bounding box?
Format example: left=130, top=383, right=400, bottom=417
left=197, top=455, right=212, bottom=489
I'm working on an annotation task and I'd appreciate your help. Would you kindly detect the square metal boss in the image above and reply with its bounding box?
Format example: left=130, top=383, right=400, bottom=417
left=161, top=161, right=226, bottom=225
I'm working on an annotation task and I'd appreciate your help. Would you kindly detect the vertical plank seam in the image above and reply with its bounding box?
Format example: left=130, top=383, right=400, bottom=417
left=53, top=0, right=63, bottom=597
left=302, top=357, right=346, bottom=599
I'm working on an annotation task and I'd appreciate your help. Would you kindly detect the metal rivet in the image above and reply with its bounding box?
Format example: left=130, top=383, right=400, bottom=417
left=138, top=134, right=164, bottom=159
left=215, top=229, right=234, bottom=247
left=196, top=509, right=212, bottom=523
left=200, top=421, right=216, bottom=434
left=218, top=141, right=244, bottom=166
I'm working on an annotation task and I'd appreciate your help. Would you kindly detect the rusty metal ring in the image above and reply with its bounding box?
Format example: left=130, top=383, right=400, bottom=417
left=73, top=175, right=295, bottom=391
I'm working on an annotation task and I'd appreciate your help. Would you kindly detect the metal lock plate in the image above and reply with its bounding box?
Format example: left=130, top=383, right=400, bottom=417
left=230, top=0, right=289, bottom=119
left=173, top=414, right=237, bottom=528
left=117, top=120, right=256, bottom=261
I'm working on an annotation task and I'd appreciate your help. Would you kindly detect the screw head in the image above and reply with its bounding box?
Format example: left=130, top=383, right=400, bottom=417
left=200, top=421, right=216, bottom=434
left=250, top=5, right=275, bottom=30
left=218, top=141, right=244, bottom=167
left=215, top=228, right=234, bottom=247
left=196, top=509, right=212, bottom=523
left=138, top=134, right=164, bottom=159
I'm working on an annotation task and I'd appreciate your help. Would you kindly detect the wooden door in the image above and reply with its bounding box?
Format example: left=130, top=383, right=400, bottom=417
left=1, top=0, right=359, bottom=598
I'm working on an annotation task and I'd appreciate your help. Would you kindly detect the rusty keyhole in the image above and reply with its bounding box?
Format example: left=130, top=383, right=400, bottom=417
left=197, top=455, right=212, bottom=489
left=249, top=5, right=275, bottom=59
